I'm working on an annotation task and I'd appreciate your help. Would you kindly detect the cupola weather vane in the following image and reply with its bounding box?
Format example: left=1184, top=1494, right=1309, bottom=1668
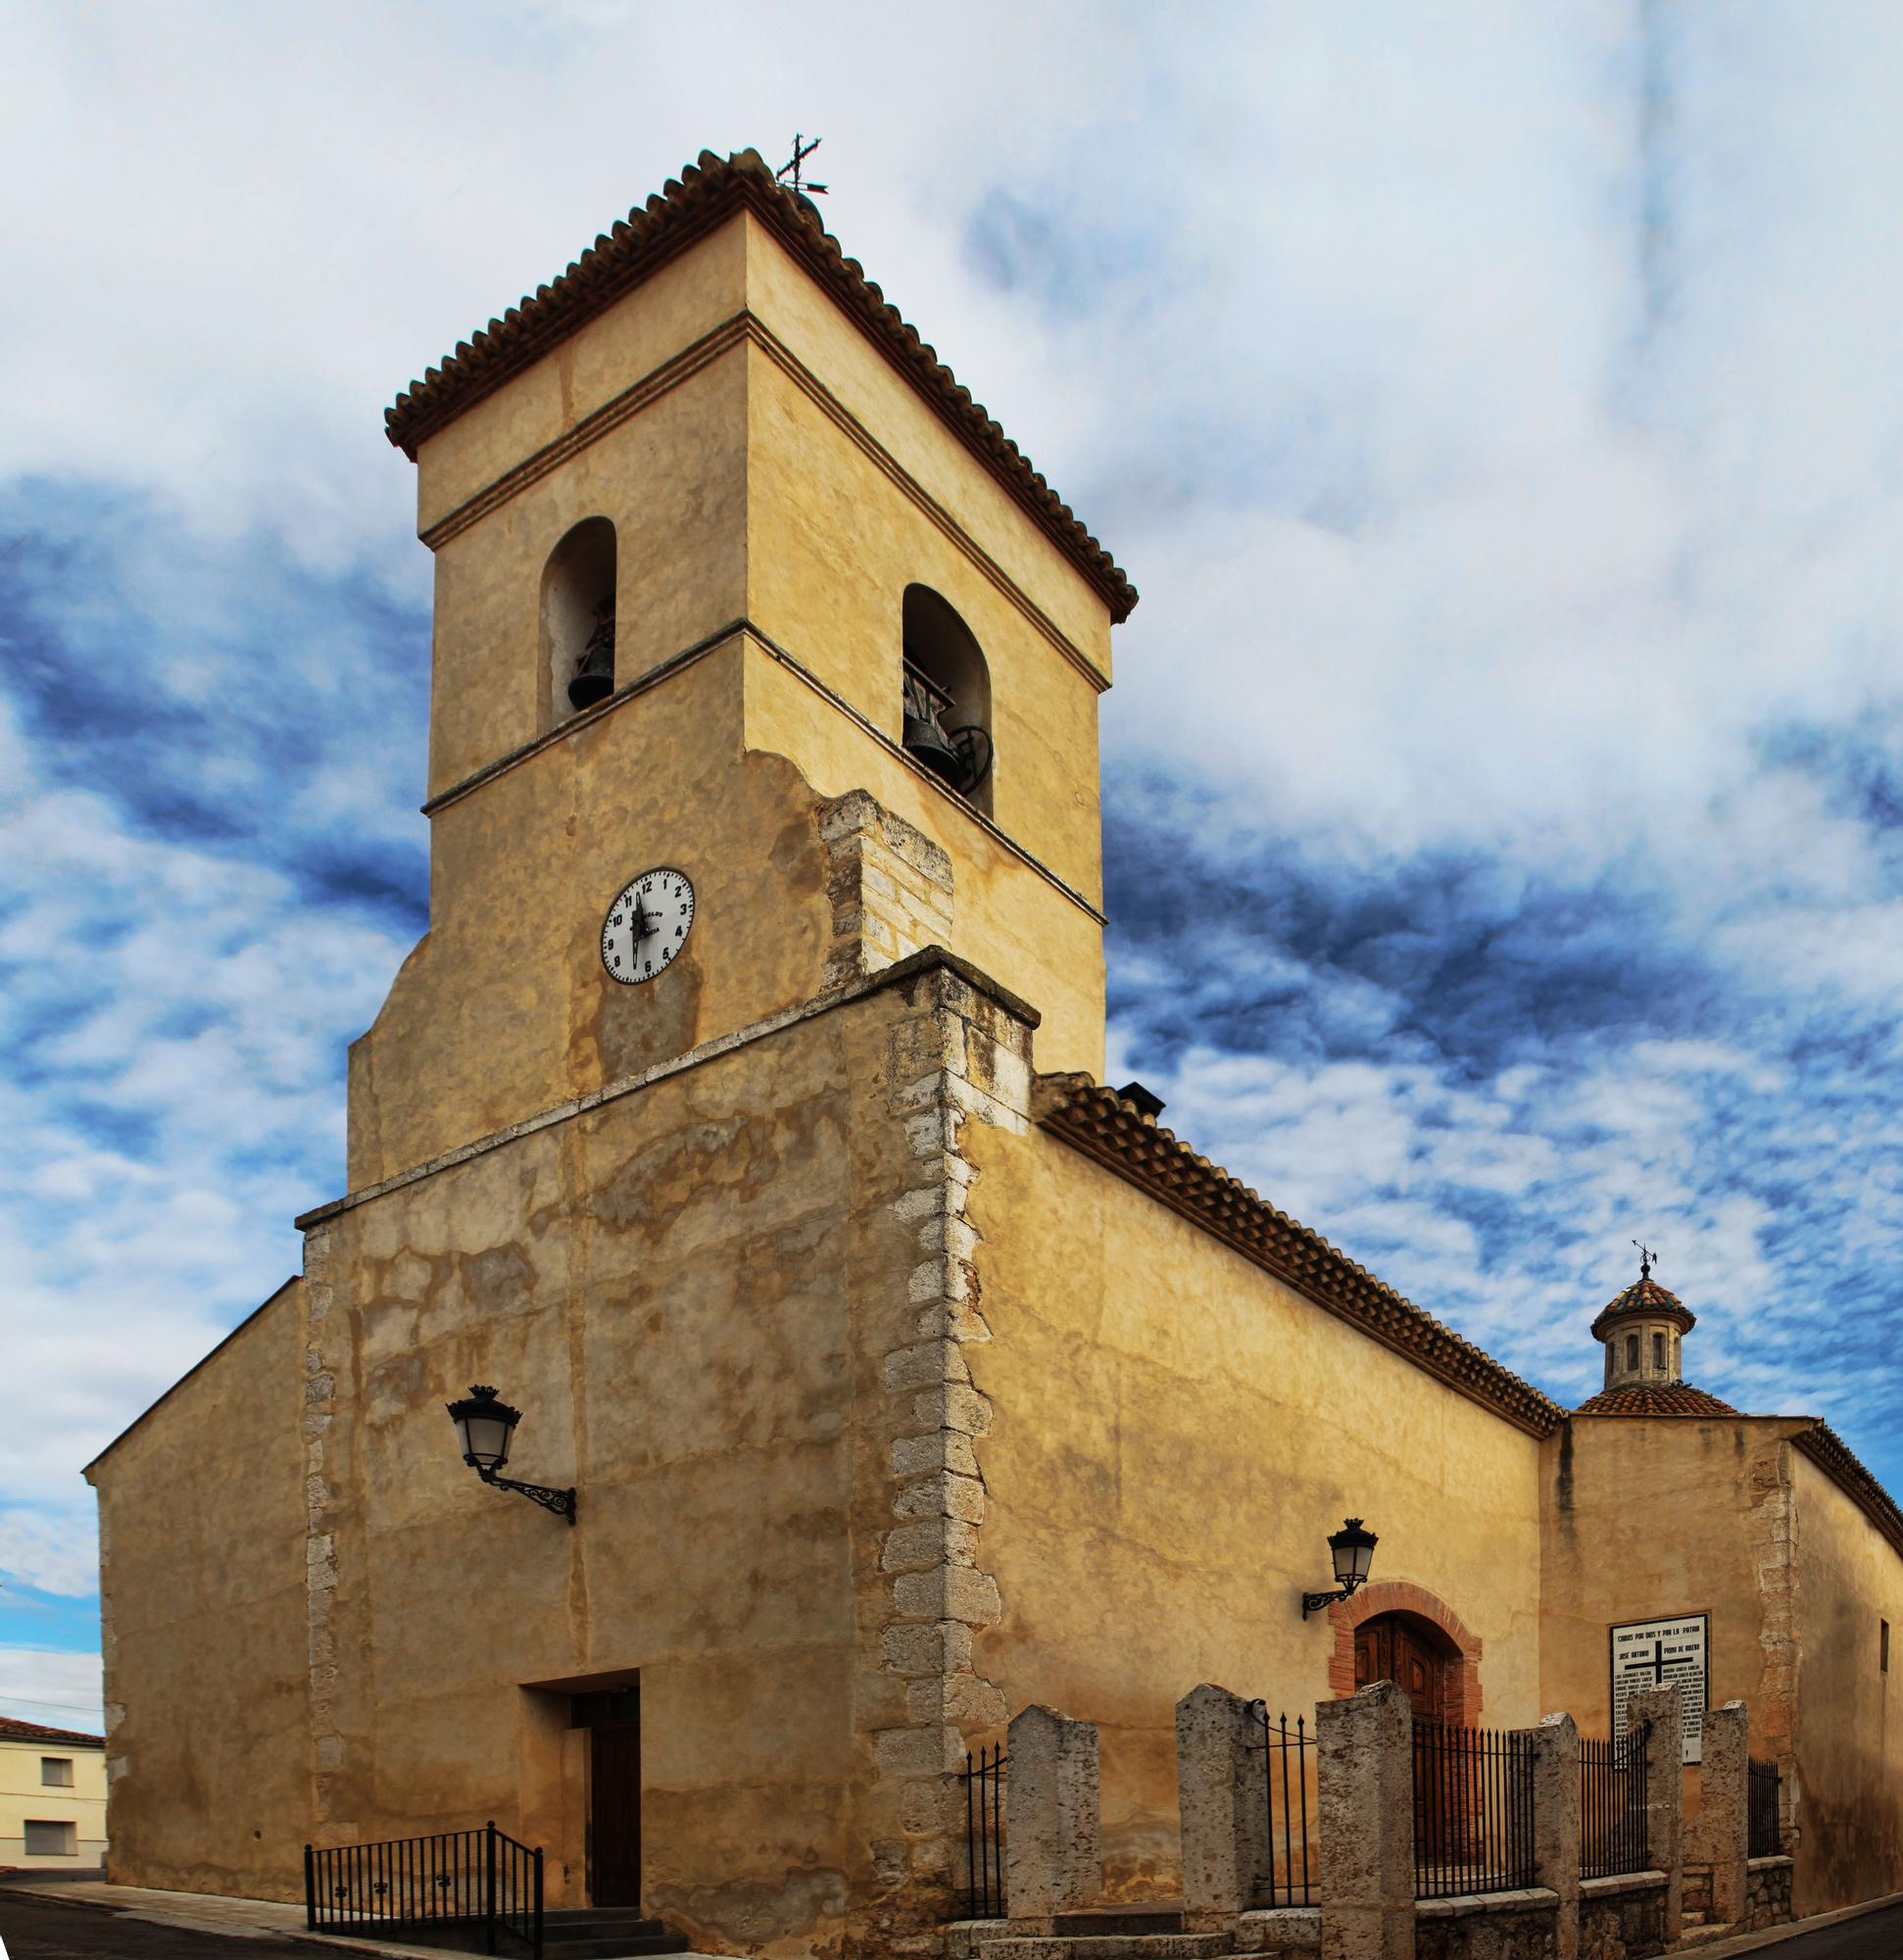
left=1633, top=1239, right=1658, bottom=1282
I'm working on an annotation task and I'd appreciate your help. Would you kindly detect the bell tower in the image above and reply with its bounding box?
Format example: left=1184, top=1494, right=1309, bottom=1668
left=348, top=148, right=1136, bottom=1189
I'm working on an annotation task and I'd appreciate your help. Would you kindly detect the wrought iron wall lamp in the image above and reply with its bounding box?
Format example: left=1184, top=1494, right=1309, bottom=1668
left=1301, top=1516, right=1377, bottom=1617
left=445, top=1385, right=577, bottom=1524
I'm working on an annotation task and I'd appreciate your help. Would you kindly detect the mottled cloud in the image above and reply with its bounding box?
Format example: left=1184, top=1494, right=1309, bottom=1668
left=4, top=1, right=1902, bottom=1717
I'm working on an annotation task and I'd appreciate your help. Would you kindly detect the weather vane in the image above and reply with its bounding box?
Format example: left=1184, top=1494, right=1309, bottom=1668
left=776, top=132, right=828, bottom=199
left=1633, top=1239, right=1658, bottom=1281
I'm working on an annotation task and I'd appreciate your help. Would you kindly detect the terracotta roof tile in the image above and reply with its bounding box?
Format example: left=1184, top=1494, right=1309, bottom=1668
left=385, top=148, right=1137, bottom=621
left=1590, top=1275, right=1696, bottom=1340
left=1793, top=1420, right=1903, bottom=1560
left=1573, top=1382, right=1740, bottom=1417
left=0, top=1713, right=103, bottom=1747
left=1034, top=1076, right=1564, bottom=1437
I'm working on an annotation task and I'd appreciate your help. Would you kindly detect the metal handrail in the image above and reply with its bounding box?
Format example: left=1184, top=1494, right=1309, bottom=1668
left=305, top=1819, right=543, bottom=1956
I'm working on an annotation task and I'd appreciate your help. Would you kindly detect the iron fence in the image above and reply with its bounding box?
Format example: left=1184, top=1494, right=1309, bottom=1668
left=955, top=1741, right=1007, bottom=1919
left=1411, top=1721, right=1536, bottom=1900
left=305, top=1820, right=543, bottom=1957
left=1748, top=1758, right=1782, bottom=1858
left=1249, top=1704, right=1316, bottom=1907
left=1580, top=1724, right=1649, bottom=1878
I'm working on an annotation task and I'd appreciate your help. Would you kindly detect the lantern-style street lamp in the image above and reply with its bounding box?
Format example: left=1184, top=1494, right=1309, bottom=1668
left=445, top=1385, right=577, bottom=1525
left=1301, top=1516, right=1377, bottom=1617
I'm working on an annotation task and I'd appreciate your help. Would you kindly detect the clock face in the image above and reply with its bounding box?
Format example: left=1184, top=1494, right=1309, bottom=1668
left=601, top=867, right=695, bottom=985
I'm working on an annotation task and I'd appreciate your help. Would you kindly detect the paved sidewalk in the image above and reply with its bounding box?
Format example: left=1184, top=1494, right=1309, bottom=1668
left=0, top=1878, right=456, bottom=1957
left=1687, top=1894, right=1903, bottom=1960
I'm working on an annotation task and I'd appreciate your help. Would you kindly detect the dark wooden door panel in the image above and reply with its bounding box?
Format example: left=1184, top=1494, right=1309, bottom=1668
left=591, top=1719, right=641, bottom=1908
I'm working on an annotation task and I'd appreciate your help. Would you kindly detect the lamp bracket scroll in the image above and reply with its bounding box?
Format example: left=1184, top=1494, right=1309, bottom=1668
left=1301, top=1516, right=1378, bottom=1619
left=446, top=1384, right=578, bottom=1526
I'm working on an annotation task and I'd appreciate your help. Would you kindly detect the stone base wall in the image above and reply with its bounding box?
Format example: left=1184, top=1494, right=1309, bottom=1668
left=1578, top=1874, right=1666, bottom=1960
left=1745, top=1856, right=1793, bottom=1930
left=1680, top=1864, right=1710, bottom=1922
left=1228, top=1906, right=1321, bottom=1953
left=1416, top=1888, right=1559, bottom=1960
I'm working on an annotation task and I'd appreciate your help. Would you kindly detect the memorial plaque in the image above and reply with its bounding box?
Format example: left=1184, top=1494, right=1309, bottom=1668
left=1611, top=1612, right=1709, bottom=1764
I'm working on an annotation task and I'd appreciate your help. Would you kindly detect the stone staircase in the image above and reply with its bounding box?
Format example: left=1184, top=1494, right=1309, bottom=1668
left=964, top=1903, right=1317, bottom=1960
left=542, top=1908, right=692, bottom=1960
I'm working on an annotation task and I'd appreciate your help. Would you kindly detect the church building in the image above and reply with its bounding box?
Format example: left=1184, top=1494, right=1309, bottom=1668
left=85, top=149, right=1903, bottom=1959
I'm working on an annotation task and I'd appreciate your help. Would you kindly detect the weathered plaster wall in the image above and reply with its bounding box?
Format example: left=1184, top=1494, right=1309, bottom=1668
left=312, top=999, right=874, bottom=1947
left=1787, top=1451, right=1903, bottom=1915
left=962, top=1123, right=1546, bottom=1899
left=85, top=1281, right=313, bottom=1898
left=347, top=641, right=835, bottom=1186
left=1537, top=1418, right=1800, bottom=1762
left=743, top=645, right=1104, bottom=1078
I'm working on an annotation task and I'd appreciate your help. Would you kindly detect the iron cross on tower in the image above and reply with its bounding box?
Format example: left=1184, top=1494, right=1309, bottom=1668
left=776, top=133, right=828, bottom=199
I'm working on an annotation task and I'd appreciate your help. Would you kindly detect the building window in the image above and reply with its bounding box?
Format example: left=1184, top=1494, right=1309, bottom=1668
left=541, top=516, right=618, bottom=723
left=39, top=1757, right=73, bottom=1787
left=24, top=1820, right=76, bottom=1857
left=900, top=584, right=994, bottom=813
left=1626, top=1334, right=1638, bottom=1371
left=1883, top=1619, right=1890, bottom=1674
left=1653, top=1333, right=1665, bottom=1372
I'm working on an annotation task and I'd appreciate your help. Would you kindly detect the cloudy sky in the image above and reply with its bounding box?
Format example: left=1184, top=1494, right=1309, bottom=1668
left=4, top=1, right=1902, bottom=1730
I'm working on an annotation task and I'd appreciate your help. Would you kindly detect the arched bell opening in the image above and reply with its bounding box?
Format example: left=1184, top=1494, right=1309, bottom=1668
left=541, top=517, right=618, bottom=725
left=901, top=584, right=994, bottom=814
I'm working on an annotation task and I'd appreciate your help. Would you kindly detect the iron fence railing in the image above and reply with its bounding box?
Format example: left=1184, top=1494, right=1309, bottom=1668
left=305, top=1820, right=543, bottom=1956
left=1748, top=1757, right=1782, bottom=1858
left=1580, top=1725, right=1650, bottom=1878
left=1411, top=1721, right=1536, bottom=1900
left=955, top=1741, right=1006, bottom=1919
left=1249, top=1704, right=1316, bottom=1906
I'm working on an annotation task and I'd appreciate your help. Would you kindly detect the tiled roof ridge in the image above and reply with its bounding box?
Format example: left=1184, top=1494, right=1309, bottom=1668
left=384, top=148, right=1138, bottom=621
left=1793, top=1418, right=1903, bottom=1561
left=1573, top=1382, right=1740, bottom=1417
left=1033, top=1074, right=1565, bottom=1437
left=1590, top=1275, right=1695, bottom=1339
left=0, top=1713, right=104, bottom=1746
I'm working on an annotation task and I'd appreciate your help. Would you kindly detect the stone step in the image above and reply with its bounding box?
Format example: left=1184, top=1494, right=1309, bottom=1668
left=546, top=1914, right=669, bottom=1936
left=539, top=1940, right=690, bottom=1960
left=975, top=1936, right=1230, bottom=1960
left=1057, top=1910, right=1187, bottom=1936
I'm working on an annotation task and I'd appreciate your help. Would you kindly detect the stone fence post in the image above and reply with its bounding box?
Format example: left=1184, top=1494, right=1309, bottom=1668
left=1687, top=1699, right=1749, bottom=1929
left=1529, top=1713, right=1581, bottom=1960
left=1176, top=1683, right=1269, bottom=1929
left=1005, top=1703, right=1099, bottom=1930
left=1624, top=1684, right=1684, bottom=1942
left=1317, top=1681, right=1413, bottom=1960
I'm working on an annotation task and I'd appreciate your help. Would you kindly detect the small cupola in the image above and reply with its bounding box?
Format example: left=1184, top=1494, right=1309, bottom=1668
left=1575, top=1246, right=1738, bottom=1416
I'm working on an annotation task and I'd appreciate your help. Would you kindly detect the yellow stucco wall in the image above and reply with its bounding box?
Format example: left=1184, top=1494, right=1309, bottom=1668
left=0, top=1737, right=107, bottom=1871
left=963, top=1122, right=1546, bottom=1897
left=1788, top=1449, right=1903, bottom=1915
left=84, top=1281, right=313, bottom=1897
left=1537, top=1417, right=1798, bottom=1744
left=302, top=970, right=974, bottom=1955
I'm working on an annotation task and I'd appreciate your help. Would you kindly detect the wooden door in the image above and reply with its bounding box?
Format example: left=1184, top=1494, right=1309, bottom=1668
left=588, top=1706, right=642, bottom=1908
left=1354, top=1616, right=1446, bottom=1720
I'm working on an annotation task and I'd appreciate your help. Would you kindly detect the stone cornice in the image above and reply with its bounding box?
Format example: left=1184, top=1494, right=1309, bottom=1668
left=386, top=147, right=1136, bottom=622
left=417, top=617, right=1107, bottom=928
left=293, top=946, right=1038, bottom=1235
left=1033, top=1076, right=1565, bottom=1439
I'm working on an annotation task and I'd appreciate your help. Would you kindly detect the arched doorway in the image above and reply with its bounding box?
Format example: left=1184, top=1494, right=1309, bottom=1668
left=1353, top=1610, right=1460, bottom=1721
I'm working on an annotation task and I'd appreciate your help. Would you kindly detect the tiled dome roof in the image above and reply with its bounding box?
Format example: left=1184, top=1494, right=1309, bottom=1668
left=1589, top=1275, right=1695, bottom=1340
left=1574, top=1382, right=1738, bottom=1417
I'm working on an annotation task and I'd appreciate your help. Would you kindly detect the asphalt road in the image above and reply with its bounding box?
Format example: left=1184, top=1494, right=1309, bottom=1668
left=0, top=1891, right=318, bottom=1958
left=1760, top=1901, right=1903, bottom=1958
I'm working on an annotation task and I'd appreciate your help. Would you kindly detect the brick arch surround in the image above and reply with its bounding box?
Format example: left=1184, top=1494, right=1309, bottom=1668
left=1325, top=1580, right=1485, bottom=1726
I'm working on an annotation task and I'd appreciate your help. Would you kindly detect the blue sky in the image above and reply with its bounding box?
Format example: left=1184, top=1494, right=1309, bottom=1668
left=4, top=1, right=1903, bottom=1729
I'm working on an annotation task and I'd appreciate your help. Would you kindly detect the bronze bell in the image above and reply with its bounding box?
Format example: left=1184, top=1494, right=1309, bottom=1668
left=901, top=667, right=963, bottom=785
left=567, top=603, right=616, bottom=710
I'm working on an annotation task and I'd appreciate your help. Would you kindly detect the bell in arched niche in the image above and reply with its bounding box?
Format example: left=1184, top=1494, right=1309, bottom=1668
left=568, top=597, right=616, bottom=710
